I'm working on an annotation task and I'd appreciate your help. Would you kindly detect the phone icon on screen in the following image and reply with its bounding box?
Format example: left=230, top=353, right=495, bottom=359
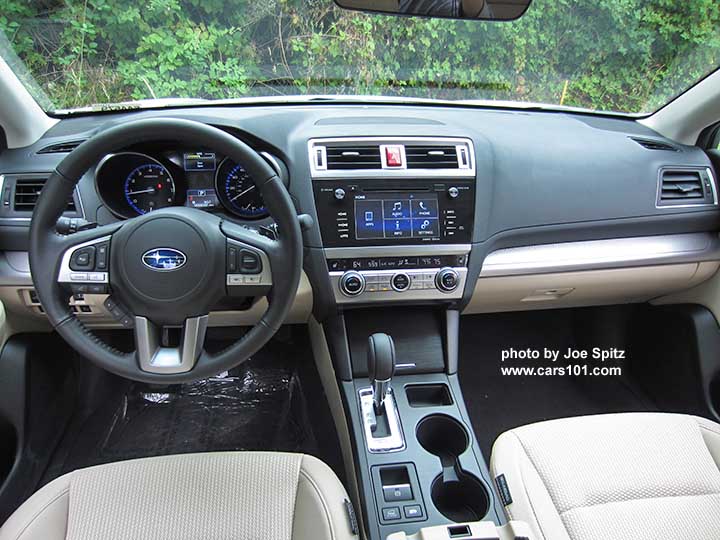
left=419, top=201, right=427, bottom=211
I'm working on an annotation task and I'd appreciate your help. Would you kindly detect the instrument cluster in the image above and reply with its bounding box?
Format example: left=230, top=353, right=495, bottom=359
left=95, top=146, right=277, bottom=220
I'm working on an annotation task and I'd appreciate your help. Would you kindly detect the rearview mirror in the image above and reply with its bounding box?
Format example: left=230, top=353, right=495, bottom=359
left=334, top=0, right=532, bottom=21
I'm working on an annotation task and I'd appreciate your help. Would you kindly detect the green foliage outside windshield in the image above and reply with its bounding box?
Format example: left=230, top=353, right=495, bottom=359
left=1, top=0, right=719, bottom=113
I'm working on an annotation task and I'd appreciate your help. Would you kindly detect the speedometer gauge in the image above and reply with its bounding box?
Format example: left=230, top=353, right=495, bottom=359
left=124, top=162, right=175, bottom=214
left=215, top=158, right=268, bottom=219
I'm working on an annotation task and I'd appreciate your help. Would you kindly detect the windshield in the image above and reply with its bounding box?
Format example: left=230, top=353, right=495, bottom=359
left=1, top=0, right=719, bottom=115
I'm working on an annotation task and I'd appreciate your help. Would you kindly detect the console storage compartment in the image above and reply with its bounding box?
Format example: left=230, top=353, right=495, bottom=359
left=407, top=384, right=453, bottom=407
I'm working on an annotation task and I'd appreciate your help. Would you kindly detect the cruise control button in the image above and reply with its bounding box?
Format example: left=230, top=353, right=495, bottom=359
left=239, top=250, right=261, bottom=274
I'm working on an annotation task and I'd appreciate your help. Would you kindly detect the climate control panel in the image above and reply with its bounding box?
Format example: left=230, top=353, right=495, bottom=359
left=326, top=246, right=470, bottom=304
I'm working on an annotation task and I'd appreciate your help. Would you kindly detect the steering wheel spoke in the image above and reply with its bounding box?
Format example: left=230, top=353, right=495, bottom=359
left=135, top=315, right=209, bottom=374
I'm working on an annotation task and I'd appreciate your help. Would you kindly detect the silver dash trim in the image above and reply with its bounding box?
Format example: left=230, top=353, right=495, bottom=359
left=480, top=233, right=720, bottom=278
left=324, top=244, right=471, bottom=259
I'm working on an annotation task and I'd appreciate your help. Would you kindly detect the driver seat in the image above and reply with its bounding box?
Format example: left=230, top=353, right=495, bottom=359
left=0, top=452, right=357, bottom=540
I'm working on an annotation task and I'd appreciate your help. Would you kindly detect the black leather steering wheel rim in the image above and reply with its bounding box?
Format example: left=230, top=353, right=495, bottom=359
left=29, top=118, right=303, bottom=383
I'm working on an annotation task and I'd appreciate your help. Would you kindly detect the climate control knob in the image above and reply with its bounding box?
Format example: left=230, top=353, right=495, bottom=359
left=339, top=271, right=365, bottom=296
left=435, top=268, right=460, bottom=292
left=391, top=272, right=411, bottom=292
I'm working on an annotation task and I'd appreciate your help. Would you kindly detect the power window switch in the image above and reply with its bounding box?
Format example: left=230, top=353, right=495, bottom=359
left=383, top=483, right=412, bottom=502
left=381, top=507, right=401, bottom=521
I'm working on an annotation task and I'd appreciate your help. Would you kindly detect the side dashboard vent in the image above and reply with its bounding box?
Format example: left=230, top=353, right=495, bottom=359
left=658, top=169, right=715, bottom=207
left=631, top=137, right=678, bottom=152
left=13, top=178, right=77, bottom=213
left=405, top=145, right=459, bottom=169
left=37, top=140, right=85, bottom=154
left=325, top=145, right=382, bottom=170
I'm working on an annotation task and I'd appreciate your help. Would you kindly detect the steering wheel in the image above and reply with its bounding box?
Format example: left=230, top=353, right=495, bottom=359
left=29, top=118, right=302, bottom=383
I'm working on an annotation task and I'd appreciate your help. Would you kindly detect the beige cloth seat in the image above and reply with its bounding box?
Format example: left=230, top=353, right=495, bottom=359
left=490, top=412, right=720, bottom=540
left=0, top=452, right=357, bottom=540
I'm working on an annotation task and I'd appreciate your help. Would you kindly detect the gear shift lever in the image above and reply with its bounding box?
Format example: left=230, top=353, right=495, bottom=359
left=368, top=333, right=396, bottom=414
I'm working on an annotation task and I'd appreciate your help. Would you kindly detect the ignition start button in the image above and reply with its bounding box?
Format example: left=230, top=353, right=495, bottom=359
left=391, top=272, right=411, bottom=292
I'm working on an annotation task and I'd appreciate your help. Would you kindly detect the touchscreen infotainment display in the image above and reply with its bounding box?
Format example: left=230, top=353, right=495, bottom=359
left=354, top=194, right=440, bottom=240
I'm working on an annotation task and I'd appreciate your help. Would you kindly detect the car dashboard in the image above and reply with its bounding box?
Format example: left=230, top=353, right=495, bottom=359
left=0, top=103, right=719, bottom=328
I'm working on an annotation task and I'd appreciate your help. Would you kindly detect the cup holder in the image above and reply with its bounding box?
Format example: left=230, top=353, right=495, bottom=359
left=416, top=414, right=489, bottom=522
left=431, top=471, right=490, bottom=522
left=416, top=414, right=469, bottom=466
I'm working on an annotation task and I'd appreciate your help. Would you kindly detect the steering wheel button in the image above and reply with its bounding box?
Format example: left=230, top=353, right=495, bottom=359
left=70, top=273, right=88, bottom=281
left=70, top=246, right=95, bottom=270
left=227, top=247, right=238, bottom=272
left=88, top=284, right=107, bottom=294
left=239, top=250, right=261, bottom=273
left=88, top=273, right=105, bottom=282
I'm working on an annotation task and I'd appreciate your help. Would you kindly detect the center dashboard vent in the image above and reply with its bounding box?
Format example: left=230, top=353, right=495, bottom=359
left=325, top=145, right=382, bottom=170
left=12, top=177, right=77, bottom=213
left=405, top=145, right=459, bottom=169
left=309, top=138, right=475, bottom=177
left=657, top=168, right=715, bottom=207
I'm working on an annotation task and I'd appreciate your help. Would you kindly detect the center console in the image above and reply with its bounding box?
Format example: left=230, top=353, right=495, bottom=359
left=309, top=137, right=512, bottom=540
left=309, top=137, right=476, bottom=305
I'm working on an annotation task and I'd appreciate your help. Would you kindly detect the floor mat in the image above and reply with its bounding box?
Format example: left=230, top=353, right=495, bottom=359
left=458, top=310, right=657, bottom=461
left=42, top=334, right=323, bottom=483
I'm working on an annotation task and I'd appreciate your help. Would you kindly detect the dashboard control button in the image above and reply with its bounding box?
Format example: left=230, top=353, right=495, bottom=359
left=383, top=483, right=413, bottom=502
left=382, top=507, right=401, bottom=521
left=404, top=505, right=423, bottom=519
left=334, top=188, right=346, bottom=200
left=339, top=271, right=365, bottom=296
left=436, top=268, right=459, bottom=292
left=448, top=186, right=460, bottom=198
left=391, top=272, right=411, bottom=292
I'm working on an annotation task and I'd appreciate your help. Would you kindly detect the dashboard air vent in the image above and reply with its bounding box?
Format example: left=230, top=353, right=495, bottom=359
left=657, top=169, right=716, bottom=207
left=631, top=138, right=678, bottom=152
left=13, top=178, right=76, bottom=213
left=325, top=145, right=382, bottom=170
left=405, top=145, right=460, bottom=169
left=37, top=140, right=85, bottom=154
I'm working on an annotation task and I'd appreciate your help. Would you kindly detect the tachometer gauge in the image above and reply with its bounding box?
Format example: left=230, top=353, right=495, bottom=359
left=215, top=158, right=268, bottom=219
left=124, top=162, right=175, bottom=215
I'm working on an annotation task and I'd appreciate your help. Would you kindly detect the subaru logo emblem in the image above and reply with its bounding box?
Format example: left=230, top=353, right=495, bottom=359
left=142, top=248, right=187, bottom=271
